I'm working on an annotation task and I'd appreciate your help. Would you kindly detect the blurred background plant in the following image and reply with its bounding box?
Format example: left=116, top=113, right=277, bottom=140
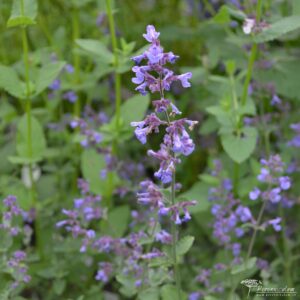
left=0, top=0, right=300, bottom=299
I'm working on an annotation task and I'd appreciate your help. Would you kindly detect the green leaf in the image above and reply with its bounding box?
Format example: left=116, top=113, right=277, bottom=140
left=213, top=6, right=231, bottom=24
left=0, top=65, right=24, bottom=98
left=7, top=0, right=37, bottom=28
left=138, top=288, right=159, bottom=300
left=176, top=236, right=194, bottom=257
left=0, top=232, right=13, bottom=252
left=178, top=182, right=210, bottom=213
left=53, top=279, right=66, bottom=296
left=106, top=205, right=130, bottom=237
left=15, top=113, right=46, bottom=162
left=255, top=60, right=300, bottom=100
left=206, top=105, right=233, bottom=128
left=293, top=0, right=300, bottom=15
left=231, top=257, right=257, bottom=275
left=116, top=274, right=137, bottom=298
left=160, top=285, right=178, bottom=300
left=120, top=94, right=150, bottom=126
left=75, top=39, right=113, bottom=63
left=255, top=15, right=300, bottom=43
left=34, top=61, right=65, bottom=96
left=81, top=149, right=106, bottom=195
left=221, top=127, right=258, bottom=163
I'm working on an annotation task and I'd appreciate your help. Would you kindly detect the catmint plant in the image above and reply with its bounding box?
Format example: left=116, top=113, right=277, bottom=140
left=130, top=25, right=198, bottom=297
left=0, top=196, right=31, bottom=293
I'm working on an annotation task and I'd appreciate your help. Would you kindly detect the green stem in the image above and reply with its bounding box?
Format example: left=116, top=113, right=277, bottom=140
left=246, top=200, right=267, bottom=261
left=104, top=0, right=122, bottom=209
left=72, top=8, right=81, bottom=117
left=279, top=201, right=293, bottom=294
left=106, top=0, right=122, bottom=131
left=21, top=1, right=35, bottom=206
left=241, top=0, right=263, bottom=107
left=171, top=169, right=181, bottom=300
left=229, top=74, right=241, bottom=196
left=20, top=0, right=42, bottom=258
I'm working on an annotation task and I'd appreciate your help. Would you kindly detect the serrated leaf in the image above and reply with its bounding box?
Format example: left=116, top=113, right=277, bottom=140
left=120, top=94, right=150, bottom=126
left=221, top=127, right=257, bottom=163
left=106, top=205, right=130, bottom=237
left=16, top=113, right=46, bottom=162
left=7, top=0, right=37, bottom=28
left=231, top=257, right=257, bottom=275
left=255, top=15, right=300, bottom=43
left=160, top=285, right=178, bottom=300
left=34, top=61, right=65, bottom=96
left=138, top=288, right=159, bottom=300
left=0, top=65, right=24, bottom=98
left=53, top=279, right=66, bottom=296
left=178, top=182, right=210, bottom=213
left=75, top=39, right=113, bottom=63
left=81, top=149, right=106, bottom=195
left=255, top=60, right=300, bottom=100
left=116, top=274, right=137, bottom=297
left=176, top=236, right=194, bottom=257
left=214, top=6, right=231, bottom=24
left=206, top=105, right=233, bottom=128
left=293, top=0, right=300, bottom=15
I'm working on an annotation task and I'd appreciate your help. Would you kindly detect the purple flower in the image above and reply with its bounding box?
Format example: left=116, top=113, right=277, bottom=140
left=279, top=176, right=291, bottom=190
left=269, top=188, right=281, bottom=203
left=49, top=79, right=61, bottom=90
left=222, top=179, right=232, bottom=191
left=131, top=53, right=145, bottom=64
left=211, top=204, right=221, bottom=216
left=63, top=91, right=78, bottom=103
left=257, top=168, right=270, bottom=182
left=235, top=228, right=244, bottom=237
left=145, top=44, right=164, bottom=64
left=271, top=94, right=282, bottom=106
left=131, top=114, right=163, bottom=144
left=249, top=187, right=261, bottom=201
left=232, top=243, right=241, bottom=257
left=64, top=64, right=74, bottom=73
left=189, top=292, right=202, bottom=300
left=143, top=25, right=160, bottom=43
left=268, top=217, right=282, bottom=231
left=177, top=72, right=192, bottom=88
left=236, top=206, right=252, bottom=222
left=155, top=230, right=172, bottom=244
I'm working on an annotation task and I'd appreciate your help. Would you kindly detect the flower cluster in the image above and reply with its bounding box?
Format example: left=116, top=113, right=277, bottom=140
left=0, top=196, right=32, bottom=289
left=70, top=118, right=103, bottom=148
left=249, top=155, right=291, bottom=203
left=189, top=265, right=226, bottom=300
left=248, top=155, right=292, bottom=231
left=56, top=179, right=106, bottom=252
left=48, top=58, right=77, bottom=102
left=137, top=180, right=196, bottom=224
left=0, top=195, right=24, bottom=236
left=131, top=25, right=197, bottom=222
left=288, top=123, right=300, bottom=147
left=207, top=161, right=253, bottom=247
left=7, top=250, right=31, bottom=289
